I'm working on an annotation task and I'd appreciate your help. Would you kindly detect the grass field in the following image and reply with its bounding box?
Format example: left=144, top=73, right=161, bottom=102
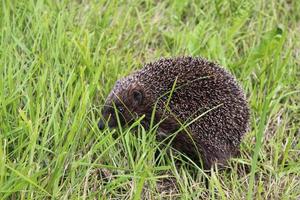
left=1, top=0, right=300, bottom=199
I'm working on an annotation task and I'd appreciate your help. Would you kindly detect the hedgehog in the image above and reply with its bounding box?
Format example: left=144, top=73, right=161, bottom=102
left=98, top=56, right=250, bottom=169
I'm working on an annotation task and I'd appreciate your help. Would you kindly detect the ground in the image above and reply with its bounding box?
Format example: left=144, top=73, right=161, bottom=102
left=0, top=0, right=299, bottom=199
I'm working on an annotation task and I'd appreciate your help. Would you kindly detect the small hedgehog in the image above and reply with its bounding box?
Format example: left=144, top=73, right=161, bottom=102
left=98, top=57, right=250, bottom=169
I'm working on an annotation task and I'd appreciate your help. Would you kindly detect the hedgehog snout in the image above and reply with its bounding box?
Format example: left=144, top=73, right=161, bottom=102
left=98, top=120, right=105, bottom=130
left=98, top=116, right=118, bottom=130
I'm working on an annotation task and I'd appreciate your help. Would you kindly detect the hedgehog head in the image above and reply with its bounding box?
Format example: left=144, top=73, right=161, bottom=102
left=98, top=75, right=153, bottom=130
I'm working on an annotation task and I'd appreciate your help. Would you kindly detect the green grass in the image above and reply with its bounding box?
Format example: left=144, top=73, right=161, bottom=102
left=0, top=0, right=299, bottom=199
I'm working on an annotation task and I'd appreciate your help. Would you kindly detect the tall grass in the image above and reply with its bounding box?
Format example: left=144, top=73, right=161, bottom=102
left=0, top=0, right=299, bottom=199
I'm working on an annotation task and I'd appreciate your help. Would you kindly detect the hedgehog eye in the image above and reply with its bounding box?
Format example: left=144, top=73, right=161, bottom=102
left=118, top=106, right=124, bottom=113
left=132, top=90, right=143, bottom=105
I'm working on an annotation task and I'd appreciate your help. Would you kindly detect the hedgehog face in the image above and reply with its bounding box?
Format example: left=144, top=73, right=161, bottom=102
left=98, top=82, right=148, bottom=130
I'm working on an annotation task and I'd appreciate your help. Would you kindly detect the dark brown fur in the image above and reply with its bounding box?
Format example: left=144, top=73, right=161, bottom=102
left=98, top=57, right=250, bottom=169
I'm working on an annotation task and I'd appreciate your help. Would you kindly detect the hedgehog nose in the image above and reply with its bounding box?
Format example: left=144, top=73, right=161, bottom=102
left=98, top=120, right=105, bottom=130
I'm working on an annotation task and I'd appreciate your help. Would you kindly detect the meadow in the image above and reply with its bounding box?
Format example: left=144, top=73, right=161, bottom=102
left=0, top=0, right=299, bottom=199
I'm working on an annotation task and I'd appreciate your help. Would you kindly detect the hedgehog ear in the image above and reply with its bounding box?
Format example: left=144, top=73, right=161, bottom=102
left=132, top=89, right=143, bottom=105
